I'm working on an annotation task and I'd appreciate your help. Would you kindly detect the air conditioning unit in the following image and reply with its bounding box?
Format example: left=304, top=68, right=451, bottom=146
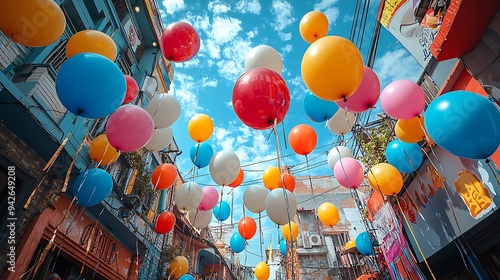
left=310, top=234, right=322, bottom=246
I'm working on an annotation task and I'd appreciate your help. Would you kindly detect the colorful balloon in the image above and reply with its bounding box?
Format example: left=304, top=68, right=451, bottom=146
left=243, top=185, right=269, bottom=214
left=356, top=232, right=374, bottom=255
left=169, top=256, right=189, bottom=278
left=232, top=68, right=290, bottom=130
left=301, top=36, right=364, bottom=101
left=56, top=53, right=126, bottom=118
left=327, top=146, right=354, bottom=171
left=213, top=201, right=231, bottom=221
left=368, top=163, right=403, bottom=195
left=179, top=275, right=195, bottom=280
left=245, top=45, right=283, bottom=74
left=263, top=166, right=281, bottom=191
left=288, top=124, right=317, bottom=156
left=188, top=209, right=212, bottom=229
left=188, top=114, right=214, bottom=142
left=255, top=262, right=270, bottom=280
left=175, top=182, right=203, bottom=211
left=230, top=232, right=246, bottom=253
left=73, top=168, right=113, bottom=207
left=424, top=90, right=500, bottom=159
left=385, top=139, right=423, bottom=173
left=318, top=202, right=340, bottom=227
left=0, top=0, right=66, bottom=47
left=395, top=116, right=426, bottom=143
left=299, top=11, right=329, bottom=43
left=66, top=30, right=117, bottom=61
left=209, top=150, right=241, bottom=186
left=303, top=92, right=339, bottom=122
left=282, top=173, right=296, bottom=193
left=279, top=239, right=287, bottom=256
left=198, top=186, right=219, bottom=211
left=326, top=108, right=356, bottom=135
left=146, top=93, right=181, bottom=129
left=345, top=240, right=356, bottom=250
left=380, top=80, right=425, bottom=120
left=281, top=221, right=299, bottom=241
left=238, top=217, right=257, bottom=240
left=336, top=66, right=380, bottom=113
left=106, top=106, right=154, bottom=152
left=88, top=134, right=120, bottom=165
left=190, top=142, right=214, bottom=168
left=265, top=189, right=297, bottom=225
left=160, top=22, right=200, bottom=62
left=151, top=163, right=177, bottom=190
left=123, top=75, right=140, bottom=104
left=144, top=127, right=173, bottom=152
left=228, top=168, right=244, bottom=188
left=334, top=158, right=364, bottom=189
left=154, top=211, right=176, bottom=234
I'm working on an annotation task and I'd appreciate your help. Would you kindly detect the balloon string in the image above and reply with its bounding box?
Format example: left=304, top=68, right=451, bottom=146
left=259, top=213, right=263, bottom=262
left=395, top=197, right=437, bottom=280
left=485, top=159, right=500, bottom=185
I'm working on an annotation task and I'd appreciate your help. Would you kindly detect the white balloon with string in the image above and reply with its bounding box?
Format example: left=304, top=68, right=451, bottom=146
left=146, top=93, right=181, bottom=128
left=326, top=108, right=356, bottom=135
left=188, top=209, right=212, bottom=229
left=175, top=182, right=203, bottom=212
left=144, top=126, right=173, bottom=151
left=327, top=146, right=354, bottom=171
left=243, top=185, right=269, bottom=214
left=265, top=189, right=297, bottom=225
left=244, top=45, right=283, bottom=74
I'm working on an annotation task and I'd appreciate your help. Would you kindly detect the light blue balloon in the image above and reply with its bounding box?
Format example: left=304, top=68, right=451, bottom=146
left=179, top=274, right=195, bottom=280
left=303, top=92, right=339, bottom=122
left=230, top=232, right=245, bottom=253
left=73, top=168, right=113, bottom=207
left=213, top=201, right=231, bottom=221
left=385, top=139, right=423, bottom=173
left=424, top=90, right=500, bottom=159
left=190, top=142, right=214, bottom=168
left=56, top=53, right=126, bottom=119
left=355, top=231, right=373, bottom=256
left=279, top=239, right=287, bottom=256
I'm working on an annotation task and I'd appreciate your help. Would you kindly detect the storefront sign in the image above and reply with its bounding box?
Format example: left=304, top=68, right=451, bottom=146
left=79, top=223, right=117, bottom=265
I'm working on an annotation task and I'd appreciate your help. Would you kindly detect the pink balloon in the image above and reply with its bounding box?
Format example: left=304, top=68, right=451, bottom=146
left=106, top=105, right=154, bottom=152
left=198, top=186, right=219, bottom=211
left=380, top=80, right=425, bottom=120
left=336, top=66, right=380, bottom=113
left=333, top=157, right=364, bottom=189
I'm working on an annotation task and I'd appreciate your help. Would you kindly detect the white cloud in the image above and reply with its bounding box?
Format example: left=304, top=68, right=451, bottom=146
left=235, top=0, right=261, bottom=14
left=202, top=77, right=218, bottom=88
left=373, top=48, right=423, bottom=88
left=162, top=0, right=185, bottom=15
left=281, top=44, right=292, bottom=53
left=323, top=7, right=340, bottom=26
left=216, top=39, right=253, bottom=81
left=205, top=38, right=221, bottom=59
left=314, top=0, right=339, bottom=10
left=271, top=0, right=295, bottom=32
left=170, top=72, right=204, bottom=119
left=208, top=2, right=231, bottom=14
left=209, top=17, right=243, bottom=44
left=279, top=32, right=292, bottom=41
left=246, top=29, right=258, bottom=39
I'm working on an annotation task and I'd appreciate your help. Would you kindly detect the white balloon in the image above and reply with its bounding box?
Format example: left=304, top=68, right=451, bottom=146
left=244, top=45, right=283, bottom=74
left=327, top=146, right=354, bottom=171
left=243, top=185, right=269, bottom=214
left=175, top=182, right=203, bottom=211
left=146, top=93, right=181, bottom=128
left=144, top=127, right=173, bottom=151
left=209, top=150, right=241, bottom=186
left=265, top=189, right=297, bottom=225
left=188, top=209, right=212, bottom=229
left=326, top=108, right=356, bottom=135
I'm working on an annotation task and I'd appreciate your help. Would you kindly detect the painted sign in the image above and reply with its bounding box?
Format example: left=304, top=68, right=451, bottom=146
left=124, top=16, right=141, bottom=52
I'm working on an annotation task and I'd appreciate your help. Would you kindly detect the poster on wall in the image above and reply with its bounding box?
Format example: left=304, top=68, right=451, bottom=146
left=379, top=0, right=439, bottom=68
left=124, top=16, right=141, bottom=52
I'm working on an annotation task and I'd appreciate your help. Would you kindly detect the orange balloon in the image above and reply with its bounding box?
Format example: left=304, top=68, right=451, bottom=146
left=151, top=163, right=177, bottom=190
left=395, top=116, right=426, bottom=143
left=368, top=163, right=403, bottom=196
left=281, top=221, right=299, bottom=241
left=88, top=134, right=120, bottom=165
left=282, top=173, right=295, bottom=192
left=238, top=217, right=257, bottom=240
left=0, top=0, right=66, bottom=47
left=255, top=262, right=270, bottom=280
left=299, top=11, right=329, bottom=43
left=288, top=124, right=317, bottom=155
left=263, top=166, right=281, bottom=190
left=169, top=256, right=189, bottom=277
left=318, top=202, right=339, bottom=227
left=66, top=30, right=117, bottom=61
left=228, top=168, right=244, bottom=188
left=301, top=36, right=364, bottom=101
left=188, top=114, right=214, bottom=142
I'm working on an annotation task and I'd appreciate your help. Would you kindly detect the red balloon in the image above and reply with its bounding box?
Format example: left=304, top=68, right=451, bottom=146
left=151, top=163, right=177, bottom=190
left=282, top=173, right=296, bottom=192
left=160, top=22, right=200, bottom=63
left=238, top=217, right=257, bottom=240
left=288, top=124, right=317, bottom=155
left=232, top=68, right=290, bottom=130
left=122, top=75, right=139, bottom=104
left=228, top=168, right=244, bottom=188
left=154, top=211, right=176, bottom=234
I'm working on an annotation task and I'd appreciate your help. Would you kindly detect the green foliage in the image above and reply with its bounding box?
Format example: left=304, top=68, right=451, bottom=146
left=121, top=151, right=155, bottom=202
left=355, top=119, right=395, bottom=169
left=160, top=244, right=179, bottom=265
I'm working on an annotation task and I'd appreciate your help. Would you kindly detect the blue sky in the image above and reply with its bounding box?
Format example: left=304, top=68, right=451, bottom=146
left=157, top=0, right=423, bottom=267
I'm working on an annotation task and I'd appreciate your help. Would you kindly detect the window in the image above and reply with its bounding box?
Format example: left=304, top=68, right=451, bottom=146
left=112, top=0, right=129, bottom=22
left=44, top=40, right=68, bottom=71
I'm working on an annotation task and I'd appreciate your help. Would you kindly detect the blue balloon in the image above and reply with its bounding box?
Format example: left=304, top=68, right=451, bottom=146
left=355, top=231, right=373, bottom=255
left=279, top=239, right=287, bottom=256
left=385, top=139, right=423, bottom=173
left=213, top=201, right=231, bottom=221
left=230, top=232, right=246, bottom=253
left=424, top=90, right=500, bottom=159
left=179, top=274, right=194, bottom=280
left=73, top=168, right=113, bottom=207
left=303, top=92, right=339, bottom=122
left=190, top=142, right=214, bottom=168
left=56, top=53, right=126, bottom=119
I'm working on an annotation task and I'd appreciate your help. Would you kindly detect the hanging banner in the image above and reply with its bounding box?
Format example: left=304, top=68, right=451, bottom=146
left=124, top=16, right=141, bottom=52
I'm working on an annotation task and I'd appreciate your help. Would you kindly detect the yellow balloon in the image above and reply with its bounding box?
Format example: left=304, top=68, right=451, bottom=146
left=345, top=240, right=356, bottom=250
left=255, top=262, right=270, bottom=280
left=299, top=11, right=329, bottom=43
left=301, top=36, right=364, bottom=101
left=169, top=256, right=189, bottom=278
left=281, top=221, right=299, bottom=241
left=188, top=114, right=214, bottom=142
left=318, top=202, right=339, bottom=227
left=263, top=166, right=280, bottom=190
left=0, top=0, right=66, bottom=47
left=368, top=163, right=403, bottom=196
left=66, top=30, right=118, bottom=61
left=395, top=116, right=426, bottom=143
left=89, top=134, right=120, bottom=165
